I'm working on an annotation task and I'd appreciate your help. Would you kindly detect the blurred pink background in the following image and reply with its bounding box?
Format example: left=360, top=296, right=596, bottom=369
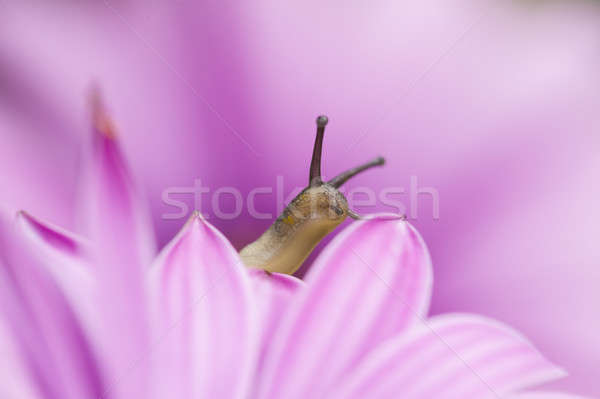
left=1, top=0, right=599, bottom=396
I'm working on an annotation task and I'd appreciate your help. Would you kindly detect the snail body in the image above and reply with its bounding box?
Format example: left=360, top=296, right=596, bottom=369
left=240, top=184, right=349, bottom=274
left=239, top=116, right=384, bottom=274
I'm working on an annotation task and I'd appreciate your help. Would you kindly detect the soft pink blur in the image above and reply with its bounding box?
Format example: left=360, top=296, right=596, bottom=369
left=1, top=0, right=599, bottom=395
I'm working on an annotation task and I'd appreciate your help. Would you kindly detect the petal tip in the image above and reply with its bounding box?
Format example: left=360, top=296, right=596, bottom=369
left=15, top=210, right=84, bottom=255
left=15, top=210, right=38, bottom=224
left=15, top=209, right=40, bottom=227
left=89, top=87, right=117, bottom=140
left=187, top=210, right=208, bottom=226
left=190, top=209, right=204, bottom=220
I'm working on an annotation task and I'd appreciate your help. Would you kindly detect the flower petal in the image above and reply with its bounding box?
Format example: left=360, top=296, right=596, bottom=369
left=257, top=217, right=432, bottom=399
left=508, top=392, right=590, bottom=399
left=147, top=212, right=257, bottom=398
left=247, top=269, right=304, bottom=345
left=0, top=211, right=105, bottom=399
left=0, top=316, right=38, bottom=399
left=79, top=93, right=155, bottom=266
left=247, top=269, right=304, bottom=384
left=16, top=211, right=89, bottom=257
left=333, top=314, right=566, bottom=399
left=76, top=95, right=155, bottom=397
left=13, top=211, right=100, bottom=337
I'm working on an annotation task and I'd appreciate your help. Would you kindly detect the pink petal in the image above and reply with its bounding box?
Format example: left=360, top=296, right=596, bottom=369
left=147, top=212, right=257, bottom=398
left=79, top=93, right=155, bottom=267
left=247, top=269, right=305, bottom=383
left=0, top=316, right=38, bottom=399
left=247, top=269, right=304, bottom=344
left=334, top=314, right=566, bottom=399
left=508, top=392, right=589, bottom=399
left=16, top=211, right=89, bottom=257
left=13, top=211, right=100, bottom=340
left=76, top=96, right=155, bottom=397
left=257, top=217, right=432, bottom=399
left=0, top=211, right=105, bottom=399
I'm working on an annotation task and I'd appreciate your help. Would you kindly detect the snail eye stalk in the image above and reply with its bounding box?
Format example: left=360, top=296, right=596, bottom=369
left=309, top=115, right=329, bottom=186
left=328, top=156, right=385, bottom=188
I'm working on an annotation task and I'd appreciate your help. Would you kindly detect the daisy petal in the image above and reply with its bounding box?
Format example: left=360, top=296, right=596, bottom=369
left=16, top=211, right=89, bottom=258
left=15, top=211, right=91, bottom=289
left=14, top=211, right=99, bottom=339
left=79, top=93, right=155, bottom=267
left=334, top=314, right=566, bottom=399
left=0, top=212, right=104, bottom=399
left=147, top=212, right=257, bottom=398
left=508, top=392, right=590, bottom=399
left=76, top=95, right=155, bottom=397
left=259, top=217, right=432, bottom=399
left=0, top=316, right=38, bottom=399
left=247, top=269, right=304, bottom=345
left=247, top=269, right=304, bottom=386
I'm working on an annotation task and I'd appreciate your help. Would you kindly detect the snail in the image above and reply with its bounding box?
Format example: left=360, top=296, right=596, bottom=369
left=239, top=115, right=385, bottom=274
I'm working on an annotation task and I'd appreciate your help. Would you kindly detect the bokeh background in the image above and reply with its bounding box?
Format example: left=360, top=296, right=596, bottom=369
left=1, top=0, right=599, bottom=396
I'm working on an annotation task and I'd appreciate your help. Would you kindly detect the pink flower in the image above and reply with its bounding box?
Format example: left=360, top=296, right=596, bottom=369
left=0, top=104, right=584, bottom=398
left=2, top=2, right=599, bottom=395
